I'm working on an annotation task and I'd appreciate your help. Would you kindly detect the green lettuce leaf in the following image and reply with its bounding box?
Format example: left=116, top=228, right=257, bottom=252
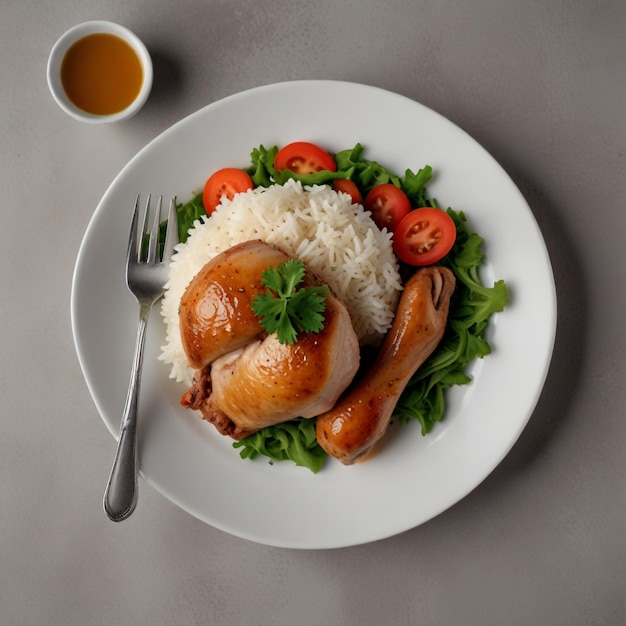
left=233, top=418, right=326, bottom=473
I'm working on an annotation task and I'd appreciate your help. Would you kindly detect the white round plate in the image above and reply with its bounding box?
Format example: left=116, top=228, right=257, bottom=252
left=71, top=80, right=556, bottom=549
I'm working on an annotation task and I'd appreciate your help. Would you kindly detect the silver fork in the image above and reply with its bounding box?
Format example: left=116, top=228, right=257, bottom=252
left=103, top=195, right=178, bottom=522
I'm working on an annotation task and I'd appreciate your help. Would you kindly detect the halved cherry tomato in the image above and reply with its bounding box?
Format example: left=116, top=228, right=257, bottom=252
left=364, top=183, right=411, bottom=231
left=392, top=207, right=457, bottom=266
left=202, top=168, right=254, bottom=215
left=274, top=141, right=337, bottom=175
left=333, top=179, right=363, bottom=204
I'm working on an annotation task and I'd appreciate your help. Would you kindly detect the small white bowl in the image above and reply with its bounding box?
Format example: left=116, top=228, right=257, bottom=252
left=47, top=21, right=153, bottom=123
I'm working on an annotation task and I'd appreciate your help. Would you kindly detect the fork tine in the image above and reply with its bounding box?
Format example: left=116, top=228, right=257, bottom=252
left=162, top=196, right=179, bottom=262
left=127, top=195, right=141, bottom=263
left=140, top=194, right=152, bottom=261
left=147, top=195, right=162, bottom=264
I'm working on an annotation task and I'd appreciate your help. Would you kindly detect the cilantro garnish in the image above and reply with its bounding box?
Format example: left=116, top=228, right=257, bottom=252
left=251, top=259, right=330, bottom=344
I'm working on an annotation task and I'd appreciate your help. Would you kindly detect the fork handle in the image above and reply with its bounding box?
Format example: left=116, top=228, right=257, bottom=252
left=103, top=301, right=152, bottom=522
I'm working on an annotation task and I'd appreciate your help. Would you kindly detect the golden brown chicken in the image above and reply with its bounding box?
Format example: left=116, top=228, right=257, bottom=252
left=179, top=240, right=360, bottom=439
left=316, top=266, right=456, bottom=464
left=179, top=240, right=289, bottom=370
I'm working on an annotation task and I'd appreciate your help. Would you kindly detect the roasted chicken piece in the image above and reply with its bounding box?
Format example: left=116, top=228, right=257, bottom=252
left=179, top=240, right=360, bottom=439
left=316, top=266, right=456, bottom=465
left=179, top=240, right=290, bottom=370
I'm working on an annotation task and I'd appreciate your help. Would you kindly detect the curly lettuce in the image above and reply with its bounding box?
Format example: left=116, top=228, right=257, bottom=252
left=232, top=418, right=326, bottom=474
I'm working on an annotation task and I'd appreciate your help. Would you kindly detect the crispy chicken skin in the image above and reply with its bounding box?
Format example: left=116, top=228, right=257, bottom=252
left=179, top=240, right=360, bottom=438
left=179, top=240, right=290, bottom=370
left=316, top=266, right=456, bottom=465
left=209, top=294, right=359, bottom=433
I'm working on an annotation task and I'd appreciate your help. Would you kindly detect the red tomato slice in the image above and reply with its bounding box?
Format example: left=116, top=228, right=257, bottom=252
left=333, top=179, right=363, bottom=204
left=202, top=168, right=254, bottom=215
left=364, top=183, right=411, bottom=231
left=392, top=208, right=457, bottom=266
left=274, top=141, right=337, bottom=175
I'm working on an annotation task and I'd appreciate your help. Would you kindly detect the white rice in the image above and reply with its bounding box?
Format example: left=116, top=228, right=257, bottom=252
left=159, top=179, right=403, bottom=385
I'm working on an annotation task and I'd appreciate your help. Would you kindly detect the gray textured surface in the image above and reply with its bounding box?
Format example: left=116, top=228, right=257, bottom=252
left=2, top=1, right=625, bottom=624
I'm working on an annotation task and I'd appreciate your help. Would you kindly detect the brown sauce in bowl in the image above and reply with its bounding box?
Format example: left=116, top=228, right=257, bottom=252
left=61, top=33, right=143, bottom=115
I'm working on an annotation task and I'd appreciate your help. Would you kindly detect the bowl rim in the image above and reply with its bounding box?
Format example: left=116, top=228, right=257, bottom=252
left=46, top=20, right=153, bottom=124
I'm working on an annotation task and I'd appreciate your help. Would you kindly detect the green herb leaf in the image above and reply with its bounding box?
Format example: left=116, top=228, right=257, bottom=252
left=334, top=143, right=402, bottom=194
left=233, top=418, right=327, bottom=473
left=402, top=165, right=433, bottom=207
left=251, top=259, right=330, bottom=345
